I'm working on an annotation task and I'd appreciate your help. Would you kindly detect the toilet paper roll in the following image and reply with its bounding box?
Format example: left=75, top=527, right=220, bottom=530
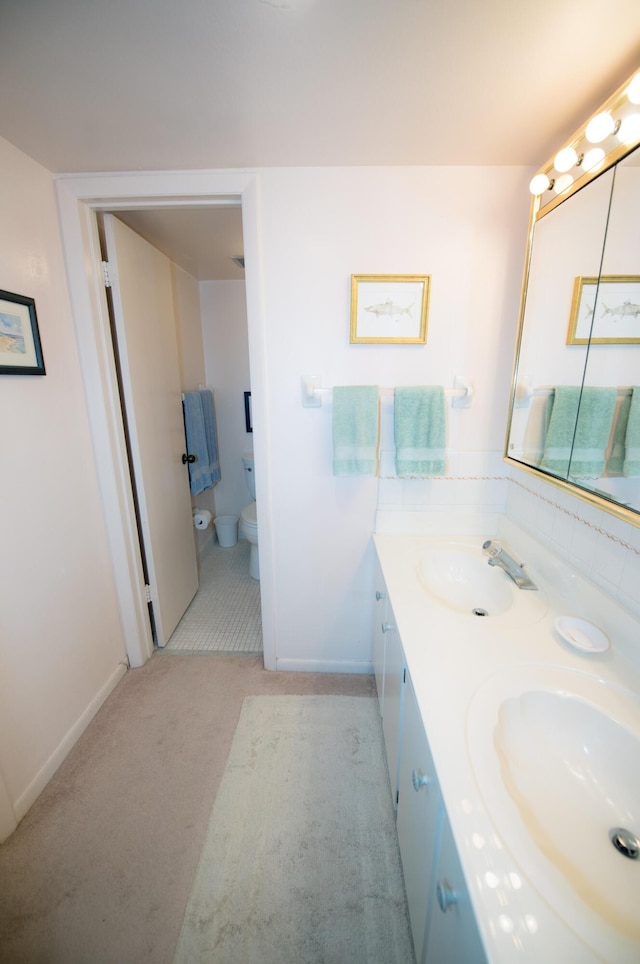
left=193, top=509, right=213, bottom=530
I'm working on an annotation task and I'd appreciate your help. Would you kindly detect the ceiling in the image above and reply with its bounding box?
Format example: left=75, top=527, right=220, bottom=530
left=1, top=0, right=639, bottom=279
left=114, top=206, right=246, bottom=282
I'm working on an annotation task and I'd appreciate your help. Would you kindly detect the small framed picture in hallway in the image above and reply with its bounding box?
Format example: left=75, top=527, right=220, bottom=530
left=244, top=391, right=253, bottom=433
left=0, top=289, right=46, bottom=375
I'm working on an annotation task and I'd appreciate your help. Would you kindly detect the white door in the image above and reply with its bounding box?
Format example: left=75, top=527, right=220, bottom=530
left=104, top=214, right=199, bottom=646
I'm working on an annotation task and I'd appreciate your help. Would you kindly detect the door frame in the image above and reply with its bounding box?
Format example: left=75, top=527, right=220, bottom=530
left=55, top=171, right=276, bottom=670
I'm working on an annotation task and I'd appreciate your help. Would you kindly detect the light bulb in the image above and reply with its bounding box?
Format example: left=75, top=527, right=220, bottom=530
left=554, top=147, right=578, bottom=172
left=553, top=173, right=574, bottom=194
left=529, top=173, right=551, bottom=196
left=582, top=147, right=605, bottom=172
left=627, top=72, right=640, bottom=106
left=585, top=111, right=615, bottom=143
left=617, top=113, right=640, bottom=144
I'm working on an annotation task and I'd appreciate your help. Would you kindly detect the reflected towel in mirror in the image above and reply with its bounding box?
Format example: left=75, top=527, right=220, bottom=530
left=623, top=388, right=640, bottom=478
left=541, top=386, right=617, bottom=479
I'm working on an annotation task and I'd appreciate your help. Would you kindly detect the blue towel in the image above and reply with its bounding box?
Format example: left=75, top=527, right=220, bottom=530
left=541, top=386, right=617, bottom=478
left=200, top=389, right=221, bottom=485
left=183, top=391, right=213, bottom=495
left=332, top=386, right=380, bottom=476
left=394, top=386, right=446, bottom=476
left=623, top=387, right=640, bottom=478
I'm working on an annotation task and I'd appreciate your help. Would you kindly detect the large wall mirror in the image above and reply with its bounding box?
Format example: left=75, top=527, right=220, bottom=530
left=506, top=69, right=640, bottom=526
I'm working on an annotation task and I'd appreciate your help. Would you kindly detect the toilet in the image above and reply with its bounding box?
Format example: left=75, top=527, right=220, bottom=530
left=240, top=454, right=259, bottom=580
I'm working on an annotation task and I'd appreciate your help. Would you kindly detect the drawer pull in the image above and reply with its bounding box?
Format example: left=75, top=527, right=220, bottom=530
left=437, top=880, right=458, bottom=913
left=411, top=768, right=431, bottom=792
left=381, top=622, right=394, bottom=634
left=375, top=590, right=387, bottom=601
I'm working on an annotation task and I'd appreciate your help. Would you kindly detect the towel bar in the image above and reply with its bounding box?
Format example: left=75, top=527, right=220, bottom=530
left=301, top=375, right=473, bottom=409
left=515, top=377, right=633, bottom=407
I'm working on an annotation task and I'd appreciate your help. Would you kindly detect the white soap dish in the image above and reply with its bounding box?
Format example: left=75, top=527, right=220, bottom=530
left=554, top=616, right=610, bottom=654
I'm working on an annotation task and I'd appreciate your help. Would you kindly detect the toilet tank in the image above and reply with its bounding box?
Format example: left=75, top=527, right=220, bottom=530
left=242, top=454, right=256, bottom=501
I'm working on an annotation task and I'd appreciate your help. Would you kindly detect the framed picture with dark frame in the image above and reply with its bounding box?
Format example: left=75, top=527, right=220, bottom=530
left=244, top=391, right=253, bottom=433
left=0, top=289, right=46, bottom=375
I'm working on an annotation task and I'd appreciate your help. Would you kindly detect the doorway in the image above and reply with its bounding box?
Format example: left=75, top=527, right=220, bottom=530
left=55, top=171, right=275, bottom=670
left=101, top=206, right=260, bottom=654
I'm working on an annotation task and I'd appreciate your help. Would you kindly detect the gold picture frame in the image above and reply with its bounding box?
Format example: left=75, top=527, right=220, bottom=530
left=567, top=275, right=640, bottom=345
left=350, top=274, right=430, bottom=344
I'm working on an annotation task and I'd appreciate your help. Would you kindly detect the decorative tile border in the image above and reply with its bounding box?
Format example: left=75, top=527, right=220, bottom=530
left=509, top=478, right=640, bottom=556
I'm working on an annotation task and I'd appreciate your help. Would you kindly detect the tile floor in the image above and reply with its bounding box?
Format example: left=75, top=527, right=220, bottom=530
left=164, top=540, right=263, bottom=654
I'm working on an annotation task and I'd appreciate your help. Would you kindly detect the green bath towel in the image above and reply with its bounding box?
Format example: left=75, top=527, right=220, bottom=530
left=541, top=386, right=617, bottom=478
left=606, top=393, right=631, bottom=475
left=332, top=386, right=380, bottom=476
left=623, top=387, right=640, bottom=478
left=394, top=386, right=446, bottom=476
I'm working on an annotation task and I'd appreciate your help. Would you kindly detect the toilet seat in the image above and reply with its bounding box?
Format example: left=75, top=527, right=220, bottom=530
left=240, top=502, right=259, bottom=580
left=240, top=502, right=257, bottom=530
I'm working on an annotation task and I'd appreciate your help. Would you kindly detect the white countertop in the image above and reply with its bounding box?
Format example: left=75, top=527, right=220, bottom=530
left=374, top=519, right=640, bottom=964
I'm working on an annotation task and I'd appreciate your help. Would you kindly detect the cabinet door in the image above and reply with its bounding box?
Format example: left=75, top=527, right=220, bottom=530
left=372, top=559, right=388, bottom=712
left=425, top=813, right=487, bottom=964
left=396, top=671, right=440, bottom=964
left=381, top=598, right=404, bottom=806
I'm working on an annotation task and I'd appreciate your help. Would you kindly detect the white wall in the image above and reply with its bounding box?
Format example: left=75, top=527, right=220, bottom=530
left=256, top=166, right=531, bottom=670
left=200, top=281, right=252, bottom=521
left=0, top=137, right=127, bottom=836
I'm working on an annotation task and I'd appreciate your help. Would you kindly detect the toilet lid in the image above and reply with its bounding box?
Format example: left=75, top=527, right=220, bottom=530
left=241, top=502, right=257, bottom=526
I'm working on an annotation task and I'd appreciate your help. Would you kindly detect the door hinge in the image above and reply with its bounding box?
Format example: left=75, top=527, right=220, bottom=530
left=102, top=260, right=112, bottom=288
left=145, top=584, right=152, bottom=603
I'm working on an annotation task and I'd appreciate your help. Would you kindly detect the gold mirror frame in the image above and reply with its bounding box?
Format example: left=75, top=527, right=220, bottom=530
left=505, top=68, right=640, bottom=528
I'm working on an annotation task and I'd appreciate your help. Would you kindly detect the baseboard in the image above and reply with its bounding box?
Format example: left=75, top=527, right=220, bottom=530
left=11, top=661, right=128, bottom=828
left=275, top=658, right=374, bottom=675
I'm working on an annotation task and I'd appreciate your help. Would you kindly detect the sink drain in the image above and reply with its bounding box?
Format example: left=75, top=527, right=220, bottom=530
left=472, top=608, right=489, bottom=617
left=610, top=828, right=640, bottom=859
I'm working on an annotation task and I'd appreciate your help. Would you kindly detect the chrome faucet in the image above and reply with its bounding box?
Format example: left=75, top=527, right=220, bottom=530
left=482, top=539, right=538, bottom=591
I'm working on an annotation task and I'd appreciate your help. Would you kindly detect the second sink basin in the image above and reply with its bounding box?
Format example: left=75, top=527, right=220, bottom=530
left=467, top=665, right=640, bottom=961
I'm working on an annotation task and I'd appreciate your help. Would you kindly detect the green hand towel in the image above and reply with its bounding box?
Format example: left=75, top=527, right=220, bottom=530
left=606, top=393, right=631, bottom=475
left=394, top=386, right=446, bottom=476
left=541, top=386, right=617, bottom=478
left=623, top=387, right=640, bottom=478
left=332, top=386, right=380, bottom=476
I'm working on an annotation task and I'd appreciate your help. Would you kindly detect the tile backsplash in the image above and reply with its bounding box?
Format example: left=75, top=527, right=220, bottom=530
left=506, top=467, right=640, bottom=620
left=374, top=449, right=640, bottom=620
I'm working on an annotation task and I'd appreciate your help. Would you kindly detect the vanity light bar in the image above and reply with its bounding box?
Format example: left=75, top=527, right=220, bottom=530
left=529, top=68, right=640, bottom=217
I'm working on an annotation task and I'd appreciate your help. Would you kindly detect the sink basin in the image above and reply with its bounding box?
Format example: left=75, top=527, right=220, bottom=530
left=417, top=542, right=514, bottom=615
left=416, top=540, right=546, bottom=623
left=467, top=665, right=640, bottom=960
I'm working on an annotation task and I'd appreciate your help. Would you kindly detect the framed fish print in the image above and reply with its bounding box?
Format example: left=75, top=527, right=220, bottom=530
left=567, top=275, right=640, bottom=345
left=0, top=289, right=46, bottom=375
left=350, top=274, right=430, bottom=344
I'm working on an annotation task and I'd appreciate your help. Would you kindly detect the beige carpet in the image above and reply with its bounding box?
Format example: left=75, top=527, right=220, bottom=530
left=174, top=696, right=414, bottom=964
left=0, top=655, right=377, bottom=964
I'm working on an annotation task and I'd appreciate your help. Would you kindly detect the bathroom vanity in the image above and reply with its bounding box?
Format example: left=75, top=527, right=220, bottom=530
left=373, top=520, right=640, bottom=963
